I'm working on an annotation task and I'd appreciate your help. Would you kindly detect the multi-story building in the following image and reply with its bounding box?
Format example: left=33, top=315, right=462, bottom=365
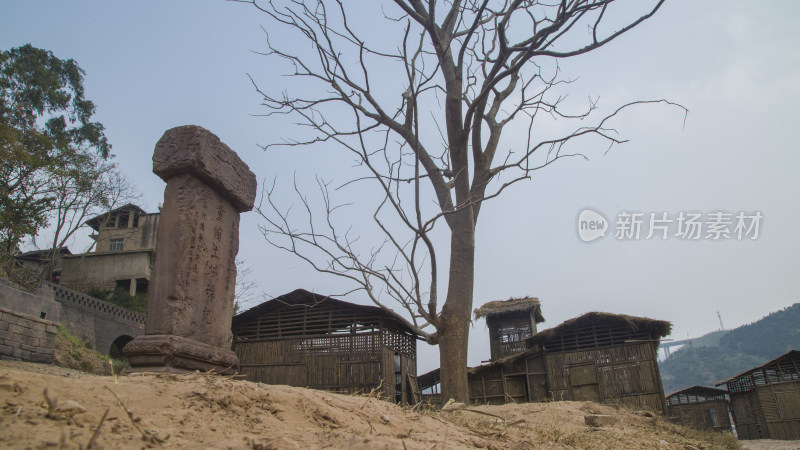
left=58, top=204, right=159, bottom=296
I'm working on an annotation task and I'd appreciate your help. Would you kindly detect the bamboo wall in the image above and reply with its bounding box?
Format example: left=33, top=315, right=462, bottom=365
left=467, top=342, right=667, bottom=413
left=235, top=332, right=381, bottom=393
left=551, top=343, right=665, bottom=412
left=730, top=381, right=800, bottom=440
left=468, top=356, right=529, bottom=404
left=232, top=297, right=418, bottom=402
left=666, top=388, right=731, bottom=432
left=668, top=401, right=731, bottom=431
left=722, top=351, right=800, bottom=440
left=487, top=314, right=535, bottom=360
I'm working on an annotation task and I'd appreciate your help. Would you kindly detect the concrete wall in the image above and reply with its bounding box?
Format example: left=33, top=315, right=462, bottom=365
left=60, top=250, right=153, bottom=293
left=0, top=278, right=61, bottom=321
left=0, top=278, right=61, bottom=363
left=43, top=281, right=144, bottom=354
left=0, top=307, right=59, bottom=363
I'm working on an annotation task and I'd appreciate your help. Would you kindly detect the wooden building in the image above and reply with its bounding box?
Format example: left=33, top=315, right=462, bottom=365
left=716, top=350, right=800, bottom=440
left=666, top=386, right=732, bottom=432
left=421, top=312, right=671, bottom=413
left=474, top=297, right=544, bottom=361
left=231, top=289, right=420, bottom=403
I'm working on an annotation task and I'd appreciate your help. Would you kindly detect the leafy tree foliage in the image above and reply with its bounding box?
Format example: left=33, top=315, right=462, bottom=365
left=0, top=44, right=111, bottom=257
left=659, top=303, right=800, bottom=393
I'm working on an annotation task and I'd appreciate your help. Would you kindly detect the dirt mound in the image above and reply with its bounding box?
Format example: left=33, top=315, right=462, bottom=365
left=0, top=361, right=740, bottom=449
left=51, top=327, right=128, bottom=376
left=52, top=329, right=113, bottom=376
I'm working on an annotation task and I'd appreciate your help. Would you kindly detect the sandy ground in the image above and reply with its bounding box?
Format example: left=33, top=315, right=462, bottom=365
left=0, top=360, right=744, bottom=449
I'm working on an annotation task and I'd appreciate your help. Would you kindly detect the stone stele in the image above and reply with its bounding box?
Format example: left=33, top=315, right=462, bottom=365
left=124, top=125, right=256, bottom=374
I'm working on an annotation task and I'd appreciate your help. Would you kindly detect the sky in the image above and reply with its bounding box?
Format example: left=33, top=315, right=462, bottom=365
left=2, top=1, right=798, bottom=374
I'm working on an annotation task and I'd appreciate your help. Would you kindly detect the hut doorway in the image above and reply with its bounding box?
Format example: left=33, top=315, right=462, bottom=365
left=567, top=363, right=601, bottom=402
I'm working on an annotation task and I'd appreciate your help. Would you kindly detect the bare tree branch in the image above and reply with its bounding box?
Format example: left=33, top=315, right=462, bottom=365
left=241, top=0, right=683, bottom=401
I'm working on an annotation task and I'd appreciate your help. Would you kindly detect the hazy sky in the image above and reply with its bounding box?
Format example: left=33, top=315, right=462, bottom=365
left=2, top=1, right=798, bottom=373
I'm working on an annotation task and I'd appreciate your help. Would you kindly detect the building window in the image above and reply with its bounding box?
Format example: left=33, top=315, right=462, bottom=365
left=118, top=213, right=129, bottom=228
left=109, top=238, right=124, bottom=251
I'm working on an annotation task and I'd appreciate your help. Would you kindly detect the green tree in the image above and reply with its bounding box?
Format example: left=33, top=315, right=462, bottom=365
left=0, top=44, right=111, bottom=259
left=245, top=0, right=683, bottom=402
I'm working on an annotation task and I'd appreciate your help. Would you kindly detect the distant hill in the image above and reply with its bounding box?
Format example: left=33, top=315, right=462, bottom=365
left=689, top=329, right=729, bottom=347
left=659, top=303, right=800, bottom=394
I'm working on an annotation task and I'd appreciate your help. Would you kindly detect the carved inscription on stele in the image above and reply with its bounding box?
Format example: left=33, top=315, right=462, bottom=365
left=145, top=174, right=239, bottom=350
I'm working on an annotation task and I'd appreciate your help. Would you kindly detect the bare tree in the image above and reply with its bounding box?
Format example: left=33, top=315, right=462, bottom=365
left=35, top=154, right=140, bottom=280
left=241, top=0, right=685, bottom=401
left=234, top=257, right=260, bottom=314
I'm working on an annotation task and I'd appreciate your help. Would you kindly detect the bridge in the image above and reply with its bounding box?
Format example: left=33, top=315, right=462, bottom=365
left=659, top=338, right=695, bottom=359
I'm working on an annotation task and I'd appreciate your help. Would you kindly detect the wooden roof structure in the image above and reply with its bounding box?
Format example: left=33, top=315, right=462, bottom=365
left=526, top=311, right=671, bottom=352
left=474, top=296, right=544, bottom=322
left=666, top=385, right=729, bottom=404
left=232, top=289, right=416, bottom=339
left=666, top=385, right=729, bottom=399
left=716, top=350, right=800, bottom=390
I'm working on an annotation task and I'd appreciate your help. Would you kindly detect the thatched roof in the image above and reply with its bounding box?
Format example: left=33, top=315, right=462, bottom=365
left=526, top=311, right=672, bottom=348
left=474, top=297, right=544, bottom=323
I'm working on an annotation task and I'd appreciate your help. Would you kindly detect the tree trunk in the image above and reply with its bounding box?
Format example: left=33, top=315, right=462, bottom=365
left=438, top=212, right=475, bottom=403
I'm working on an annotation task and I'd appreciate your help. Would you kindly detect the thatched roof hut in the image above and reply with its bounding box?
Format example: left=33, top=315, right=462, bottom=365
left=715, top=350, right=800, bottom=439
left=474, top=296, right=544, bottom=322
left=474, top=296, right=545, bottom=361
left=666, top=386, right=731, bottom=431
left=231, top=289, right=420, bottom=403
left=465, top=311, right=671, bottom=411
